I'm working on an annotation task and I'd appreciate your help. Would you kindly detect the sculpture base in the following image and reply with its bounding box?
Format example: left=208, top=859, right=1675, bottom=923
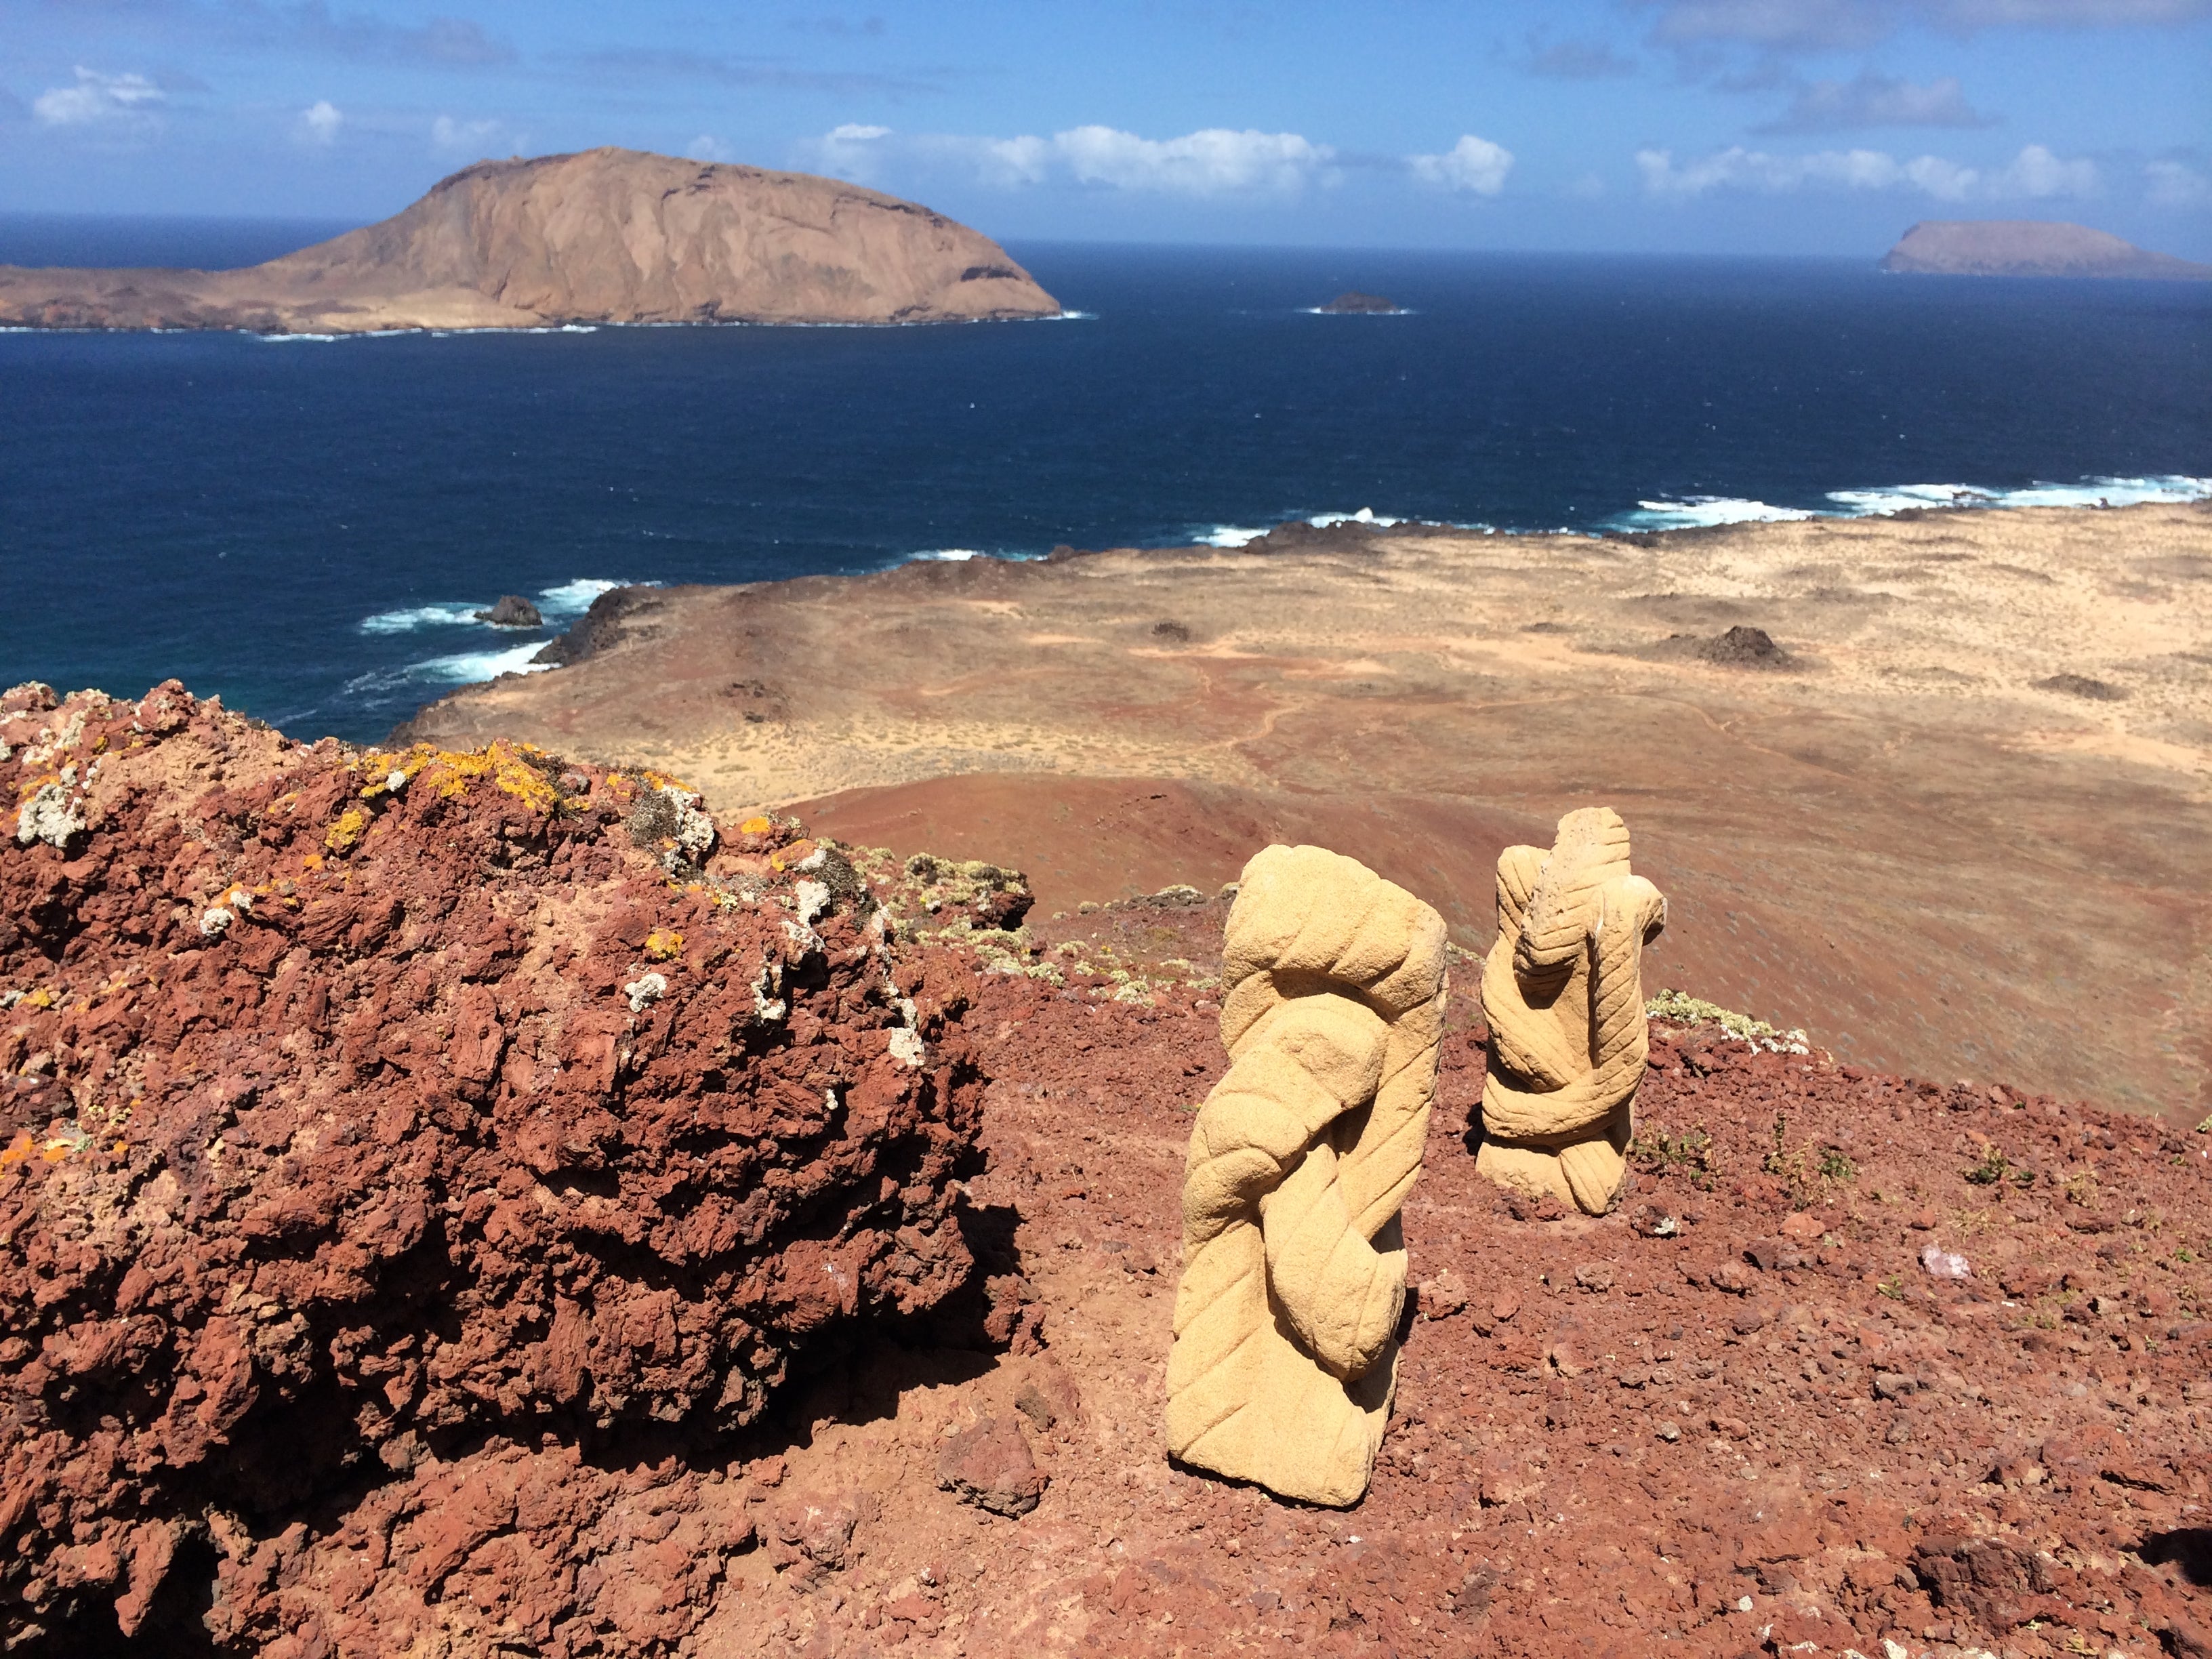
left=1164, top=1225, right=1399, bottom=1507
left=1475, top=1130, right=1630, bottom=1216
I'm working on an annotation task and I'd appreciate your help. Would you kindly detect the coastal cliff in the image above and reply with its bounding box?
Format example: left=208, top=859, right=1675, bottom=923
left=0, top=147, right=1062, bottom=333
left=1881, top=218, right=2212, bottom=279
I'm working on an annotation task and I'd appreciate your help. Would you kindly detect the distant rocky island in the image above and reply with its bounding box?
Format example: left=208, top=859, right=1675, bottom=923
left=1315, top=291, right=1404, bottom=314
left=0, top=147, right=1062, bottom=333
left=1880, top=219, right=2212, bottom=280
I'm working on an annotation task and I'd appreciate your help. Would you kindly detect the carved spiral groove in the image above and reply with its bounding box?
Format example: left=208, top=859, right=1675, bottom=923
left=1476, top=806, right=1667, bottom=1215
left=1164, top=844, right=1446, bottom=1507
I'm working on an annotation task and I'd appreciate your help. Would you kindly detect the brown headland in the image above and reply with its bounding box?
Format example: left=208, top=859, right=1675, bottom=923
left=0, top=147, right=1062, bottom=333
left=398, top=503, right=2212, bottom=1126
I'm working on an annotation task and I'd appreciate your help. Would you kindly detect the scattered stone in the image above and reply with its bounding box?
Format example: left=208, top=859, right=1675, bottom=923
left=1920, top=1242, right=1971, bottom=1279
left=2034, top=672, right=2126, bottom=700
left=773, top=1493, right=861, bottom=1570
left=1418, top=1266, right=1471, bottom=1319
left=1698, top=626, right=1791, bottom=668
left=474, top=594, right=545, bottom=628
left=937, top=1418, right=1048, bottom=1517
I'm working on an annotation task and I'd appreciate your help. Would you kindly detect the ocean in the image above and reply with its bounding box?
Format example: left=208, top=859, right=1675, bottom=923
left=3, top=223, right=2207, bottom=744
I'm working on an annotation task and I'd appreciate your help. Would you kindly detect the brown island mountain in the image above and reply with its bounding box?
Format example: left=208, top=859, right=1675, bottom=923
left=0, top=147, right=1061, bottom=333
left=1881, top=220, right=2212, bottom=280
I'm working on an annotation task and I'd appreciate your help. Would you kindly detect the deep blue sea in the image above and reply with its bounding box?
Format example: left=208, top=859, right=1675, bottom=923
left=3, top=218, right=2207, bottom=744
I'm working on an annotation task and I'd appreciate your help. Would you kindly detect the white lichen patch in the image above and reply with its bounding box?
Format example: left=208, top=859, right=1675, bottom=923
left=794, top=879, right=832, bottom=928
left=623, top=971, right=669, bottom=1013
left=1644, top=987, right=1809, bottom=1054
left=14, top=783, right=85, bottom=850
left=199, top=907, right=235, bottom=939
left=887, top=1027, right=926, bottom=1068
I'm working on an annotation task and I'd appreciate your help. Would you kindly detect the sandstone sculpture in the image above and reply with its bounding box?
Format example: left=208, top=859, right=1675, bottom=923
left=1166, top=844, right=1447, bottom=1506
left=1476, top=806, right=1668, bottom=1214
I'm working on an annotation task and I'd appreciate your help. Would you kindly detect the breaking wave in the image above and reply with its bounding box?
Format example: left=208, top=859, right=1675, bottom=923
left=1618, top=474, right=2212, bottom=532
left=1200, top=506, right=1408, bottom=548
left=357, top=577, right=636, bottom=637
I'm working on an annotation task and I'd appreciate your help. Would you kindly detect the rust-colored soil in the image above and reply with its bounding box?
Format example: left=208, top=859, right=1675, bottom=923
left=687, top=904, right=2212, bottom=1659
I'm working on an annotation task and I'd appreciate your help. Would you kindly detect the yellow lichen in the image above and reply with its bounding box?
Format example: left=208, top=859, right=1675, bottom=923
left=739, top=815, right=773, bottom=835
left=644, top=929, right=684, bottom=962
left=325, top=806, right=371, bottom=854
left=409, top=741, right=564, bottom=815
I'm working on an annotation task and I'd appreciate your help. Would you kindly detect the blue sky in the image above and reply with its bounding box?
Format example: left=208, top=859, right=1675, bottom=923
left=5, top=0, right=2209, bottom=255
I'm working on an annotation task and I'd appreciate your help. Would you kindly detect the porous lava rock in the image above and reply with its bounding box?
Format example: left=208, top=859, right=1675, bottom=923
left=937, top=1415, right=1047, bottom=1517
left=475, top=594, right=545, bottom=628
left=0, top=682, right=987, bottom=1652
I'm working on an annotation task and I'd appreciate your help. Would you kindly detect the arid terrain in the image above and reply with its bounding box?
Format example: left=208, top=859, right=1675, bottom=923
left=3, top=683, right=2206, bottom=1659
left=0, top=148, right=1060, bottom=333
left=401, top=501, right=2212, bottom=1126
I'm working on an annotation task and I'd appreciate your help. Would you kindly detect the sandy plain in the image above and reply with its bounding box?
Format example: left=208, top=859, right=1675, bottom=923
left=401, top=502, right=2212, bottom=1124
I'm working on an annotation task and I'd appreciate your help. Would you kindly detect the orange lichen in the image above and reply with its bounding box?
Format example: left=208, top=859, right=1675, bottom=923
left=0, top=1132, right=30, bottom=1171
left=411, top=741, right=564, bottom=816
left=739, top=815, right=773, bottom=836
left=644, top=930, right=684, bottom=962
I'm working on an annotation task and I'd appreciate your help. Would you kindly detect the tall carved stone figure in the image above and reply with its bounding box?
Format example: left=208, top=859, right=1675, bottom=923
left=1166, top=844, right=1447, bottom=1507
left=1477, top=806, right=1667, bottom=1215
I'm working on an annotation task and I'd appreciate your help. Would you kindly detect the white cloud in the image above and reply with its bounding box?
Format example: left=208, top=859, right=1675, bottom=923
left=33, top=66, right=163, bottom=128
left=298, top=100, right=342, bottom=146
left=431, top=114, right=504, bottom=156
left=687, top=134, right=733, bottom=163
left=802, top=123, right=1334, bottom=197
left=1989, top=142, right=2097, bottom=198
left=1637, top=141, right=2096, bottom=201
left=1050, top=125, right=1333, bottom=194
left=1408, top=134, right=1515, bottom=195
left=2146, top=158, right=2212, bottom=207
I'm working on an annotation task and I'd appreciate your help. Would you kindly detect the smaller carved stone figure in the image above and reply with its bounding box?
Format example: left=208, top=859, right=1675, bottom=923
left=1477, top=807, right=1667, bottom=1215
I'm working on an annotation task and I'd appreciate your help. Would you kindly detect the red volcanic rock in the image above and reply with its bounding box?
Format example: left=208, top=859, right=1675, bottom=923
left=0, top=682, right=987, bottom=1650
left=937, top=1416, right=1047, bottom=1517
